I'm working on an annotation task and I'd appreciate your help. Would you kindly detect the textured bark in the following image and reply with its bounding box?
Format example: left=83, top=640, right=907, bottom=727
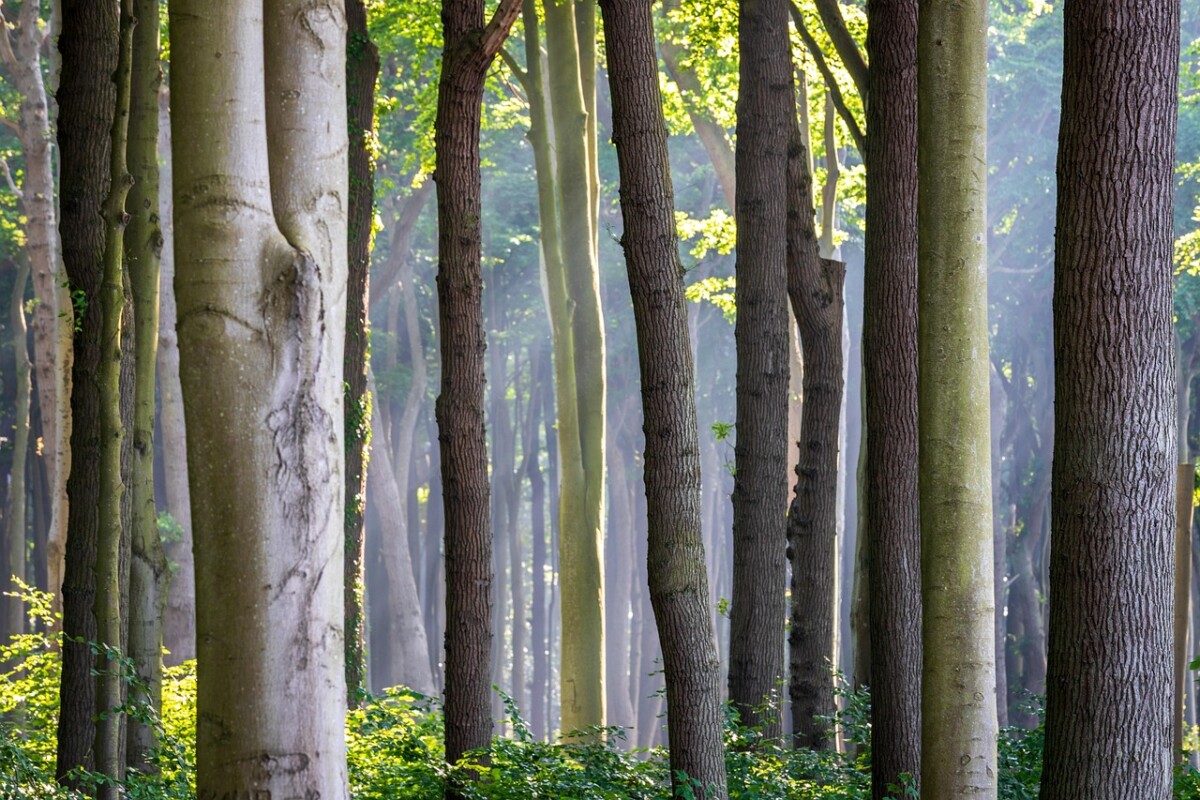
left=542, top=0, right=608, bottom=736
left=917, top=0, right=997, bottom=793
left=785, top=108, right=845, bottom=751
left=155, top=93, right=194, bottom=667
left=1041, top=0, right=1179, bottom=795
left=125, top=0, right=168, bottom=772
left=56, top=0, right=118, bottom=784
left=435, top=0, right=520, bottom=777
left=600, top=0, right=728, bottom=791
left=171, top=0, right=351, bottom=794
left=344, top=0, right=380, bottom=707
left=728, top=0, right=790, bottom=741
left=862, top=1, right=920, bottom=784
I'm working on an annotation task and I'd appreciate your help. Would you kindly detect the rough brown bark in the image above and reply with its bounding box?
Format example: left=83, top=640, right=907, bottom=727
left=1041, top=0, right=1179, bottom=796
left=55, top=0, right=118, bottom=784
left=435, top=0, right=520, bottom=778
left=728, top=0, right=791, bottom=741
left=601, top=0, right=727, bottom=792
left=344, top=0, right=380, bottom=708
left=862, top=2, right=920, bottom=786
left=785, top=113, right=845, bottom=751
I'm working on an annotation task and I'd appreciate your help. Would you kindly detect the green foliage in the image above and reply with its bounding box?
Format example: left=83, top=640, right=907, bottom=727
left=685, top=276, right=737, bottom=323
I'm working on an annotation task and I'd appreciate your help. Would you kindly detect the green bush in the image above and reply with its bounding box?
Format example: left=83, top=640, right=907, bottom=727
left=1, top=585, right=1194, bottom=800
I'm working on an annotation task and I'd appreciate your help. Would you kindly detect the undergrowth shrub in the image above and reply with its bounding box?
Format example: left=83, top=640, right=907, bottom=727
left=0, top=585, right=1195, bottom=799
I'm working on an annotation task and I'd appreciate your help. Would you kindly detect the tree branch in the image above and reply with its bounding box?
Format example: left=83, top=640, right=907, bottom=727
left=481, top=0, right=523, bottom=60
left=0, top=6, right=17, bottom=71
left=498, top=46, right=530, bottom=94
left=0, top=156, right=23, bottom=200
left=808, top=0, right=867, bottom=99
left=789, top=2, right=865, bottom=153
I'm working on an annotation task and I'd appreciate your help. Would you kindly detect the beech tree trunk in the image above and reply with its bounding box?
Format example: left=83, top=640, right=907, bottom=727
left=917, top=0, right=997, bottom=793
left=56, top=0, right=118, bottom=785
left=171, top=0, right=351, bottom=794
left=1041, top=0, right=1179, bottom=795
left=434, top=0, right=521, bottom=779
left=367, top=391, right=436, bottom=694
left=542, top=0, right=608, bottom=736
left=728, top=0, right=790, bottom=741
left=862, top=0, right=921, bottom=780
left=0, top=0, right=72, bottom=617
left=155, top=91, right=195, bottom=667
left=125, top=0, right=169, bottom=771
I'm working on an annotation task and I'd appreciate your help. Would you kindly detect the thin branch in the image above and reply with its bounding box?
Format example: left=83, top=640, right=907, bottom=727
left=809, top=0, right=867, bottom=99
left=789, top=2, right=865, bottom=152
left=481, top=0, right=523, bottom=61
left=498, top=46, right=529, bottom=93
left=0, top=6, right=17, bottom=71
left=0, top=156, right=23, bottom=200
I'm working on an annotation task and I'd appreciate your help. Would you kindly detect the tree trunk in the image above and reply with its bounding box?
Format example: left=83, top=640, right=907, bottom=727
left=1041, top=1, right=1179, bottom=795
left=125, top=0, right=169, bottom=771
left=917, top=0, right=997, bottom=792
left=93, top=6, right=135, bottom=793
left=171, top=0, right=352, bottom=794
left=344, top=0, right=381, bottom=708
left=155, top=90, right=194, bottom=667
left=727, top=0, right=790, bottom=741
left=0, top=1, right=72, bottom=621
left=601, top=0, right=728, bottom=791
left=543, top=0, right=608, bottom=736
left=6, top=256, right=31, bottom=640
left=367, top=389, right=436, bottom=694
left=55, top=0, right=118, bottom=784
left=434, top=0, right=520, bottom=778
left=785, top=71, right=846, bottom=751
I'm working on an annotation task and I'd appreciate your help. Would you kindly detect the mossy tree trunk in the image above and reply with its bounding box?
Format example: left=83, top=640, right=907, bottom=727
left=344, top=0, right=380, bottom=708
left=917, top=0, right=998, bottom=793
left=542, top=0, right=608, bottom=736
left=94, top=4, right=135, bottom=794
left=125, top=0, right=169, bottom=772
